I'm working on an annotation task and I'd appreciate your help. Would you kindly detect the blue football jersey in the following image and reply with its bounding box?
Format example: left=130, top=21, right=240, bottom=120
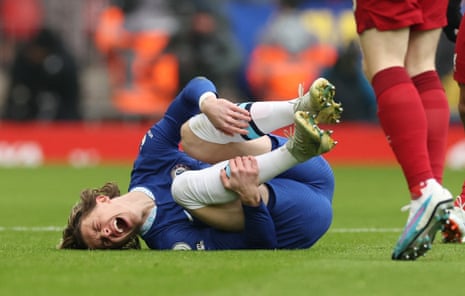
left=128, top=76, right=334, bottom=250
left=128, top=77, right=276, bottom=250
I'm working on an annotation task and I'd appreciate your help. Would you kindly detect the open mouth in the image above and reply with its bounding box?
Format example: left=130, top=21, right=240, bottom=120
left=113, top=217, right=129, bottom=235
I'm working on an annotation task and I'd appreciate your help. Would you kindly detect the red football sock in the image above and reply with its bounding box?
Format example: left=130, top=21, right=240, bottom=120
left=412, top=71, right=450, bottom=184
left=372, top=67, right=433, bottom=194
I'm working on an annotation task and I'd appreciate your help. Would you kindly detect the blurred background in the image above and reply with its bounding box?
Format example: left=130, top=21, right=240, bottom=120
left=0, top=0, right=462, bottom=167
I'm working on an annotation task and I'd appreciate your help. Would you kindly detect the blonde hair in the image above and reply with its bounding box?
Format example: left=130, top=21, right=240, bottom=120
left=59, top=182, right=141, bottom=250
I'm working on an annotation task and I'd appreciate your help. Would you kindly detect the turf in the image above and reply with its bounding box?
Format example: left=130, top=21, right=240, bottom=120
left=1, top=165, right=465, bottom=296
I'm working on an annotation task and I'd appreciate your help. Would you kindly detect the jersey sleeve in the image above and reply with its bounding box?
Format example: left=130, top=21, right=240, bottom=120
left=241, top=201, right=277, bottom=249
left=147, top=202, right=277, bottom=250
left=155, top=76, right=218, bottom=145
left=129, top=77, right=216, bottom=194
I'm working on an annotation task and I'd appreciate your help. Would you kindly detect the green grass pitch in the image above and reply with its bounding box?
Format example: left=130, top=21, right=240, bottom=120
left=1, top=164, right=465, bottom=296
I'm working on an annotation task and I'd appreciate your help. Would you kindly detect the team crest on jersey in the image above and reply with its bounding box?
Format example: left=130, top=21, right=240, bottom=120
left=170, top=164, right=190, bottom=179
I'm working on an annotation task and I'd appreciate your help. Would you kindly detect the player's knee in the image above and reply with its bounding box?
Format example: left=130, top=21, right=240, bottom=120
left=171, top=172, right=190, bottom=208
left=171, top=172, right=204, bottom=210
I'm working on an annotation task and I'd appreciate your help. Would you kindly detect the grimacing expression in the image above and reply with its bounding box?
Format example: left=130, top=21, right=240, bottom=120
left=79, top=195, right=136, bottom=249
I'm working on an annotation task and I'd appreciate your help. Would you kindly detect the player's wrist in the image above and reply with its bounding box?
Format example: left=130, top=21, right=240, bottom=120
left=199, top=91, right=216, bottom=112
left=239, top=192, right=262, bottom=207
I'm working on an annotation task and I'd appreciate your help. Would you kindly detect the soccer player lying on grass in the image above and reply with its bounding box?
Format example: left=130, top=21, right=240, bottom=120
left=59, top=76, right=342, bottom=250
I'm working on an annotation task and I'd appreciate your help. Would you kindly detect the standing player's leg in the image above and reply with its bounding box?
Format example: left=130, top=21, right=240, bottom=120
left=355, top=1, right=453, bottom=259
left=443, top=80, right=465, bottom=242
left=442, top=12, right=465, bottom=242
left=389, top=28, right=454, bottom=260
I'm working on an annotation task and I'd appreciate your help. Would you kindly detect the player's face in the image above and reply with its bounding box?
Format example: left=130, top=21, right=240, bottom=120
left=79, top=195, right=139, bottom=249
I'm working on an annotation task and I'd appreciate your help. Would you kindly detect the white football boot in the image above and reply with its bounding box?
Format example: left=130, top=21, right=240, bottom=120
left=392, top=179, right=453, bottom=260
